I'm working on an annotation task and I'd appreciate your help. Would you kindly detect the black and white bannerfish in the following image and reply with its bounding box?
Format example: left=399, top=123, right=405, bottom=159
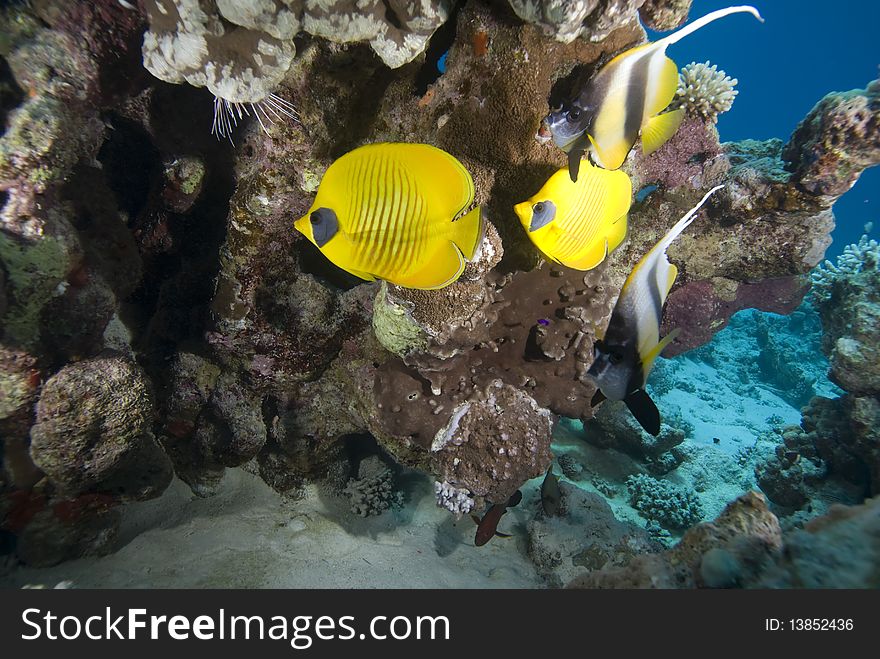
left=587, top=185, right=724, bottom=435
left=545, top=6, right=763, bottom=181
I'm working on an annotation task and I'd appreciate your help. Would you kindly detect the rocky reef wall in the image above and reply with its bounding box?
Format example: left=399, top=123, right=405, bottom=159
left=1, top=0, right=878, bottom=567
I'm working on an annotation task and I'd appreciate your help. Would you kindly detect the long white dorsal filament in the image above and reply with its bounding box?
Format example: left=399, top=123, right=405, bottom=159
left=658, top=5, right=764, bottom=51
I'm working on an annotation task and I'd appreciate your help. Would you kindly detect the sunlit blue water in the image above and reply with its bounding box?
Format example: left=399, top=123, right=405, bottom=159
left=651, top=0, right=880, bottom=257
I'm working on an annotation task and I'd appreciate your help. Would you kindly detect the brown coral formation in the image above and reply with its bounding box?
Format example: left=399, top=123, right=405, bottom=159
left=569, top=491, right=782, bottom=588
left=2, top=0, right=879, bottom=570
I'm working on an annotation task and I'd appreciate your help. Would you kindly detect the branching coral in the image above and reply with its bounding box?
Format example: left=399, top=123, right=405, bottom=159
left=343, top=455, right=402, bottom=517
left=434, top=480, right=475, bottom=516
left=673, top=61, right=738, bottom=123
left=810, top=233, right=879, bottom=303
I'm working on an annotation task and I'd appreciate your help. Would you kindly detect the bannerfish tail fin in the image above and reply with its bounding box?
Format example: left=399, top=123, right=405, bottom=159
left=641, top=109, right=685, bottom=156
left=451, top=206, right=485, bottom=261
left=641, top=328, right=681, bottom=375
left=658, top=6, right=763, bottom=51
left=591, top=388, right=607, bottom=407
left=624, top=389, right=661, bottom=436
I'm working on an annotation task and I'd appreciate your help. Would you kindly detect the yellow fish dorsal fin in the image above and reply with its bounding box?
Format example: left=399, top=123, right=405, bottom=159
left=641, top=108, right=684, bottom=156
left=645, top=56, right=681, bottom=119
left=641, top=328, right=680, bottom=375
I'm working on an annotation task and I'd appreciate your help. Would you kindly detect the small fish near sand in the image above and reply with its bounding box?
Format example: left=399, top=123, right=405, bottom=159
left=294, top=143, right=485, bottom=290
left=540, top=467, right=562, bottom=516
left=514, top=162, right=632, bottom=270
left=546, top=6, right=763, bottom=180
left=587, top=185, right=724, bottom=435
left=472, top=490, right=523, bottom=547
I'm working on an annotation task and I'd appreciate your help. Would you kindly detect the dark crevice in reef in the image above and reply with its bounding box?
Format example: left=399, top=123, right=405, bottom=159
left=0, top=57, right=24, bottom=132
left=341, top=433, right=395, bottom=478
left=547, top=61, right=602, bottom=113
left=98, top=115, right=161, bottom=220
left=381, top=0, right=404, bottom=30
left=413, top=0, right=464, bottom=96
left=89, top=82, right=236, bottom=379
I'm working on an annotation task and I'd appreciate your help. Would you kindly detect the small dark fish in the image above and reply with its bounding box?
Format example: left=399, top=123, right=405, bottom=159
left=472, top=490, right=523, bottom=546
left=541, top=467, right=562, bottom=516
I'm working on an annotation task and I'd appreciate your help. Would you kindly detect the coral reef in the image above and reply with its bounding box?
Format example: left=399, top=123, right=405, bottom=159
left=343, top=455, right=402, bottom=517
left=810, top=234, right=880, bottom=395
left=783, top=78, right=880, bottom=197
left=673, top=61, right=738, bottom=124
left=142, top=0, right=455, bottom=100
left=569, top=491, right=782, bottom=588
left=2, top=0, right=878, bottom=572
left=434, top=480, right=475, bottom=516
left=571, top=492, right=880, bottom=588
left=755, top=496, right=880, bottom=588
left=626, top=473, right=703, bottom=531
left=507, top=0, right=692, bottom=43
left=29, top=356, right=172, bottom=501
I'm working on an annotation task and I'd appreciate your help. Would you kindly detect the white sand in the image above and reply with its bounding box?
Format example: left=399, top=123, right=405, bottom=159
left=1, top=470, right=545, bottom=589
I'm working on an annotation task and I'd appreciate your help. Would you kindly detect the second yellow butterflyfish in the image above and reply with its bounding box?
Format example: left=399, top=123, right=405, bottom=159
left=514, top=160, right=632, bottom=270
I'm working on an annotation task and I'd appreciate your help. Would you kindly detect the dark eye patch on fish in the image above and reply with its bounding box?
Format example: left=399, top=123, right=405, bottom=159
left=529, top=200, right=557, bottom=232
left=310, top=207, right=339, bottom=247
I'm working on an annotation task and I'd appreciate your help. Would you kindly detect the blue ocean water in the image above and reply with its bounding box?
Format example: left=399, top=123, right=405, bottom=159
left=651, top=0, right=880, bottom=256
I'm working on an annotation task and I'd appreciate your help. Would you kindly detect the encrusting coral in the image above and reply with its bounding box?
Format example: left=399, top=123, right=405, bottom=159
left=626, top=473, right=703, bottom=531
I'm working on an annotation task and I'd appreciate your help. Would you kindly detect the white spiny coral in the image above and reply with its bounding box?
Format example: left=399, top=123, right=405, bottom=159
left=810, top=233, right=879, bottom=302
left=674, top=61, right=738, bottom=123
left=434, top=480, right=475, bottom=516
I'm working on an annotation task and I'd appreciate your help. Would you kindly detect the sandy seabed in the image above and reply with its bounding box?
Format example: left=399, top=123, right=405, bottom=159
left=1, top=469, right=544, bottom=589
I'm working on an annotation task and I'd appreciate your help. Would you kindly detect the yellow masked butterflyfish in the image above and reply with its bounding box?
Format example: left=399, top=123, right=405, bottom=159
left=514, top=161, right=632, bottom=270
left=294, top=143, right=485, bottom=290
left=545, top=5, right=763, bottom=180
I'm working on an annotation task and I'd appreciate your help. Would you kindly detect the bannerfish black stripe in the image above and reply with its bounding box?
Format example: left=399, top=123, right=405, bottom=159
left=623, top=55, right=650, bottom=150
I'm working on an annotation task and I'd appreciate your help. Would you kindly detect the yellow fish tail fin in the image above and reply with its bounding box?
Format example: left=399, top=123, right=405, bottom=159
left=641, top=327, right=681, bottom=375
left=450, top=206, right=485, bottom=261
left=641, top=109, right=684, bottom=156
